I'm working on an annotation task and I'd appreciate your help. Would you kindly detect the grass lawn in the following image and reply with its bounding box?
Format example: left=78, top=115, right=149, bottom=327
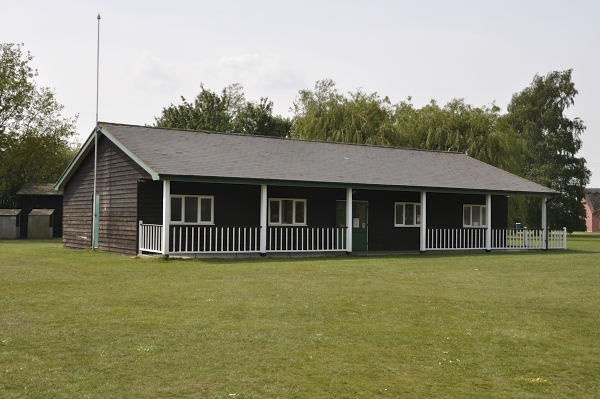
left=1, top=234, right=599, bottom=398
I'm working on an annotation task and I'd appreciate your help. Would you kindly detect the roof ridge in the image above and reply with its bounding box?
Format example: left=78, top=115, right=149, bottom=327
left=98, top=121, right=466, bottom=155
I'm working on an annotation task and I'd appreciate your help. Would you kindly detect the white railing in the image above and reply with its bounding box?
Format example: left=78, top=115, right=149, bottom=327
left=547, top=227, right=567, bottom=249
left=426, top=228, right=486, bottom=250
left=491, top=228, right=543, bottom=249
left=425, top=227, right=567, bottom=251
left=139, top=222, right=163, bottom=253
left=267, top=226, right=347, bottom=252
left=170, top=226, right=261, bottom=254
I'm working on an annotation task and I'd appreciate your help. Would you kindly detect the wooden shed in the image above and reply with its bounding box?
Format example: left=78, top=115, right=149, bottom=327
left=16, top=183, right=63, bottom=238
left=0, top=209, right=22, bottom=239
left=27, top=209, right=55, bottom=239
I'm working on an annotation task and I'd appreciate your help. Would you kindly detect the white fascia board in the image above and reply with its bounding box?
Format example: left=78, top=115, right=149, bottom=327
left=54, top=126, right=99, bottom=190
left=100, top=127, right=159, bottom=180
left=54, top=125, right=160, bottom=190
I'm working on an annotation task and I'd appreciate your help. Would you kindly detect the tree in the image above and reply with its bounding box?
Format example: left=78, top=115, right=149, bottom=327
left=291, top=79, right=396, bottom=145
left=0, top=44, right=77, bottom=207
left=391, top=99, right=526, bottom=175
left=507, top=70, right=590, bottom=232
left=291, top=80, right=525, bottom=174
left=154, top=84, right=291, bottom=137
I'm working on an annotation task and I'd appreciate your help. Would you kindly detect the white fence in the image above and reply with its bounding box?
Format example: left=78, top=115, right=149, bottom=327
left=139, top=222, right=163, bottom=253
left=547, top=228, right=568, bottom=249
left=426, top=228, right=487, bottom=250
left=169, top=226, right=261, bottom=254
left=426, top=227, right=567, bottom=251
left=140, top=223, right=567, bottom=255
left=267, top=226, right=347, bottom=252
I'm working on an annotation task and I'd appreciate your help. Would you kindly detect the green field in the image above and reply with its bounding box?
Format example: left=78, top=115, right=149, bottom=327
left=1, top=235, right=599, bottom=398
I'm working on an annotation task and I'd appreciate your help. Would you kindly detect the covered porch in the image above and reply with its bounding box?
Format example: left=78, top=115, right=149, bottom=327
left=137, top=180, right=567, bottom=256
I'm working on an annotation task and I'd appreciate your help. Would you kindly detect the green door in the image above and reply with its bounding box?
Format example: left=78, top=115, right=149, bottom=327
left=93, top=194, right=100, bottom=248
left=336, top=201, right=368, bottom=251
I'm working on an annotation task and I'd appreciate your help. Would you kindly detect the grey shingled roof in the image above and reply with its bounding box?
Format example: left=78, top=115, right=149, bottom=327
left=29, top=209, right=55, bottom=216
left=93, top=122, right=556, bottom=195
left=585, top=188, right=600, bottom=214
left=0, top=209, right=21, bottom=216
left=17, top=183, right=63, bottom=196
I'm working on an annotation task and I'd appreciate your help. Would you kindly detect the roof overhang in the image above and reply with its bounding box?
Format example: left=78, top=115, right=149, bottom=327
left=54, top=125, right=159, bottom=190
left=157, top=174, right=557, bottom=198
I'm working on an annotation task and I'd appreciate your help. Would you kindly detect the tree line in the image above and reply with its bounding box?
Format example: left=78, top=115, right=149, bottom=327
left=155, top=74, right=590, bottom=232
left=1, top=44, right=590, bottom=231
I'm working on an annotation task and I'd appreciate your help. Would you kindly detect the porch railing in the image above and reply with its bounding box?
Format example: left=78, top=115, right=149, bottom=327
left=267, top=226, right=347, bottom=252
left=426, top=227, right=567, bottom=250
left=547, top=227, right=568, bottom=249
left=426, top=228, right=486, bottom=250
left=170, top=225, right=261, bottom=254
left=491, top=229, right=543, bottom=249
left=139, top=222, right=163, bottom=253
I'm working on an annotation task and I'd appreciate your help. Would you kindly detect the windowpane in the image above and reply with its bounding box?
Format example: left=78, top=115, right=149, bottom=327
left=295, top=201, right=305, bottom=224
left=270, top=200, right=280, bottom=223
left=463, top=206, right=471, bottom=226
left=200, top=198, right=212, bottom=222
left=416, top=205, right=421, bottom=225
left=482, top=206, right=487, bottom=226
left=472, top=205, right=481, bottom=226
left=336, top=202, right=346, bottom=227
left=405, top=204, right=414, bottom=225
left=185, top=196, right=198, bottom=223
left=395, top=204, right=404, bottom=225
left=282, top=200, right=293, bottom=224
left=171, top=197, right=182, bottom=222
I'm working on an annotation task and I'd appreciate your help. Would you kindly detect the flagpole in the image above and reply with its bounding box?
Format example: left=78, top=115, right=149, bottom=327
left=92, top=13, right=101, bottom=248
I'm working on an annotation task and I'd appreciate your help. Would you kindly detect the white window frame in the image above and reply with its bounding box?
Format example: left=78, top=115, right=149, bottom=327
left=170, top=195, right=214, bottom=225
left=394, top=202, right=421, bottom=227
left=463, top=204, right=487, bottom=228
left=268, top=198, right=307, bottom=226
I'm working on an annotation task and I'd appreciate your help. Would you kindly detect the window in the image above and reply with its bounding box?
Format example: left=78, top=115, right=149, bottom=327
left=463, top=204, right=487, bottom=227
left=269, top=198, right=306, bottom=225
left=394, top=202, right=421, bottom=227
left=171, top=195, right=213, bottom=224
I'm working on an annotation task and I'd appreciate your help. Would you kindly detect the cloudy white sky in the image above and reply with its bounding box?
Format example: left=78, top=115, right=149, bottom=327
left=2, top=0, right=599, bottom=186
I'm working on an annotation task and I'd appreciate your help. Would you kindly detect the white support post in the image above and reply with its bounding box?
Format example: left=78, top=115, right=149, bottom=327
left=161, top=180, right=170, bottom=256
left=420, top=191, right=427, bottom=252
left=542, top=197, right=548, bottom=250
left=260, top=184, right=267, bottom=256
left=486, top=194, right=492, bottom=252
left=138, top=220, right=143, bottom=255
left=346, top=188, right=353, bottom=254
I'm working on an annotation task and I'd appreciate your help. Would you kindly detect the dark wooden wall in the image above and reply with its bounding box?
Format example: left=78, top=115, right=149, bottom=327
left=63, top=136, right=151, bottom=255
left=160, top=185, right=509, bottom=252
left=426, top=193, right=508, bottom=229
left=137, top=180, right=163, bottom=225
left=17, top=195, right=63, bottom=238
left=268, top=185, right=344, bottom=227
left=352, top=189, right=421, bottom=251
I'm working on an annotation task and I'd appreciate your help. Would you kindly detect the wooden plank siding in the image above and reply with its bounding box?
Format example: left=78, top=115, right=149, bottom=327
left=426, top=193, right=508, bottom=229
left=352, top=189, right=421, bottom=251
left=63, top=135, right=151, bottom=255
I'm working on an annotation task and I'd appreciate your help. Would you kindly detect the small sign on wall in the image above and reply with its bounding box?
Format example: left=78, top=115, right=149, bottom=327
left=353, top=218, right=359, bottom=228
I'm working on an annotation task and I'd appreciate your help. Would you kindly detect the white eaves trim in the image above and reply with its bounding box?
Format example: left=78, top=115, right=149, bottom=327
left=54, top=124, right=159, bottom=190
left=101, top=126, right=159, bottom=181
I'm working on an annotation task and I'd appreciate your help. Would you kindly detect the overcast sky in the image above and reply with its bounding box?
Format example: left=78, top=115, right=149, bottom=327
left=3, top=0, right=599, bottom=186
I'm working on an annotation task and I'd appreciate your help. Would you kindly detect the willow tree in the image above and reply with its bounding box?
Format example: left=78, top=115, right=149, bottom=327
left=392, top=99, right=526, bottom=175
left=291, top=79, right=396, bottom=145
